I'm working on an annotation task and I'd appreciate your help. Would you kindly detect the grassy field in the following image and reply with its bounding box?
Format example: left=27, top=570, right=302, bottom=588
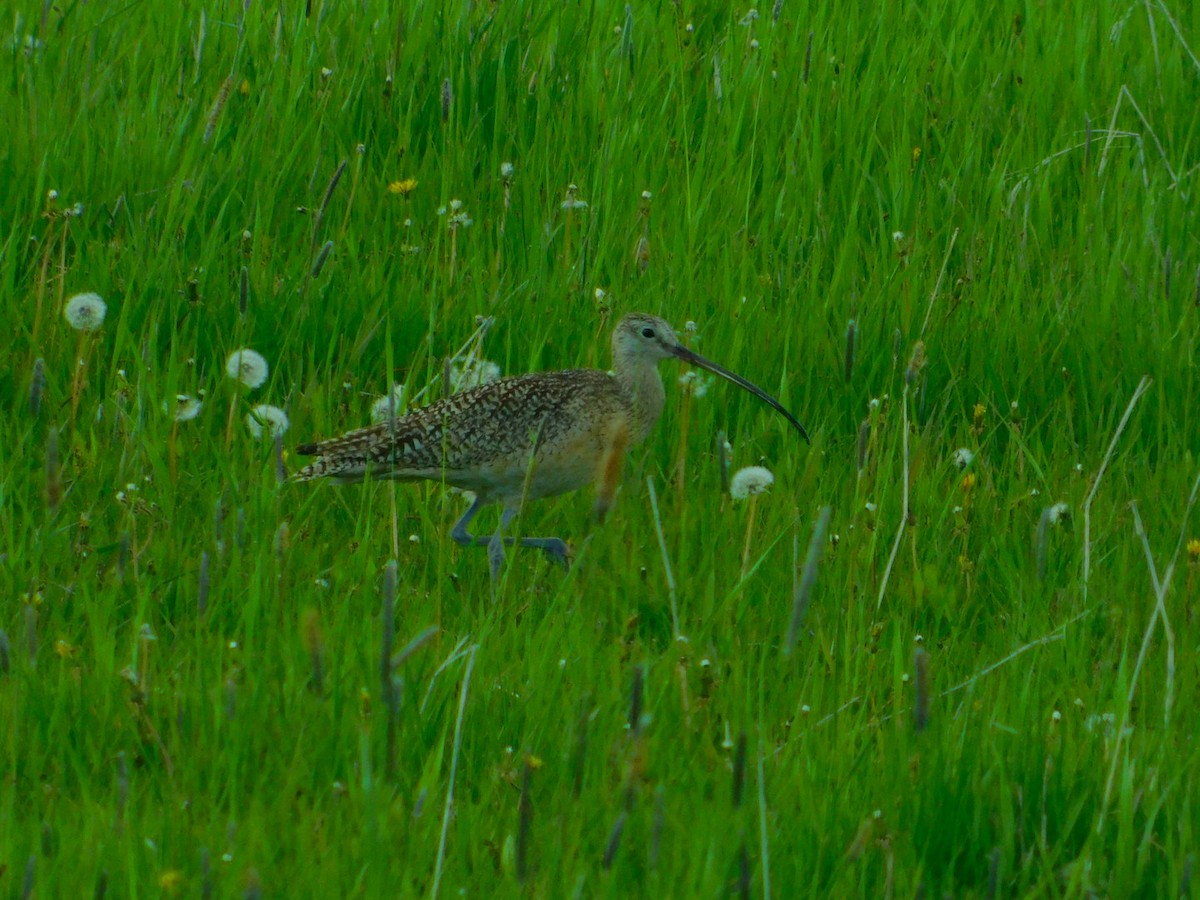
left=3, top=0, right=1199, bottom=895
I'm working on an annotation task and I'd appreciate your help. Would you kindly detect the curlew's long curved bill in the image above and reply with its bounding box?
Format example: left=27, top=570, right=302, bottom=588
left=671, top=345, right=810, bottom=443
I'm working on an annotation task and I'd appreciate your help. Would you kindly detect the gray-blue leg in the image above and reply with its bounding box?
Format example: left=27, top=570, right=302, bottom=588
left=448, top=498, right=570, bottom=574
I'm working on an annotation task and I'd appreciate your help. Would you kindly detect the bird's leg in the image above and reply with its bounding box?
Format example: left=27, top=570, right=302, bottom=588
left=449, top=494, right=488, bottom=547
left=449, top=497, right=569, bottom=573
left=495, top=509, right=570, bottom=573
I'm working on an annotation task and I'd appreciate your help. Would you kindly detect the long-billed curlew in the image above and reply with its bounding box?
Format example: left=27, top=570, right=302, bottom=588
left=293, top=313, right=808, bottom=577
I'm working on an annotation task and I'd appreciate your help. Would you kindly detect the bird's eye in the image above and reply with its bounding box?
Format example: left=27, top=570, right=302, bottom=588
left=641, top=327, right=656, bottom=339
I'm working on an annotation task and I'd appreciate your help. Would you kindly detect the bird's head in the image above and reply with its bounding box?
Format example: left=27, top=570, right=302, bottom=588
left=612, top=313, right=810, bottom=442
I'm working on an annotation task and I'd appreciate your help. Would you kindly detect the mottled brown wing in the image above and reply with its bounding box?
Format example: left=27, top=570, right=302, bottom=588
left=292, top=369, right=616, bottom=483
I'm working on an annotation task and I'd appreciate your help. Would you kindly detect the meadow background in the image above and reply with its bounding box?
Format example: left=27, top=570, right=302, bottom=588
left=2, top=0, right=1199, bottom=895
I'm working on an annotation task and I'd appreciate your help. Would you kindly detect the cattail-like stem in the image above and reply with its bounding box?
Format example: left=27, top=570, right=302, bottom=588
left=786, top=506, right=830, bottom=653
left=381, top=560, right=398, bottom=777
left=29, top=358, right=45, bottom=417
left=516, top=757, right=534, bottom=883
left=602, top=813, right=626, bottom=869
left=731, top=731, right=747, bottom=807
left=198, top=551, right=210, bottom=615
left=45, top=428, right=61, bottom=511
left=24, top=604, right=37, bottom=667
left=301, top=608, right=324, bottom=694
left=844, top=319, right=856, bottom=384
left=913, top=646, right=930, bottom=733
left=572, top=700, right=590, bottom=797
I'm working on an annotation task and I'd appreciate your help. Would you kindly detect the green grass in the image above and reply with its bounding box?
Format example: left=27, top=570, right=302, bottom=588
left=3, top=0, right=1199, bottom=895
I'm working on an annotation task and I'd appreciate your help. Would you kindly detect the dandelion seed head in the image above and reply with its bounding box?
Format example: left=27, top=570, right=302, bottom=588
left=641, top=190, right=653, bottom=201
left=47, top=189, right=59, bottom=201
left=750, top=38, right=760, bottom=49
left=225, top=348, right=269, bottom=389
left=686, top=22, right=694, bottom=32
left=63, top=292, right=107, bottom=332
left=561, top=184, right=589, bottom=210
left=370, top=384, right=407, bottom=423
left=449, top=198, right=463, bottom=212
left=1047, top=502, right=1070, bottom=525
left=450, top=359, right=501, bottom=392
left=500, top=161, right=514, bottom=178
left=677, top=370, right=712, bottom=398
left=245, top=404, right=289, bottom=439
left=952, top=447, right=975, bottom=469
left=164, top=394, right=204, bottom=422
left=320, top=67, right=333, bottom=79
left=892, top=231, right=905, bottom=242
left=739, top=9, right=760, bottom=26
left=730, top=465, right=775, bottom=500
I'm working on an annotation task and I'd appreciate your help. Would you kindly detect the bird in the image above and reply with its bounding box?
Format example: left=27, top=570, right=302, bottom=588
left=293, top=313, right=808, bottom=578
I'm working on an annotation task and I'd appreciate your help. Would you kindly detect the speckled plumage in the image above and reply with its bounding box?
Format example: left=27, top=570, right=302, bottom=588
left=293, top=367, right=634, bottom=506
left=293, top=313, right=808, bottom=574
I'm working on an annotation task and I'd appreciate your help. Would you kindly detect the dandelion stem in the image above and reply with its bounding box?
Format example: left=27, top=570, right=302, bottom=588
left=741, top=495, right=759, bottom=578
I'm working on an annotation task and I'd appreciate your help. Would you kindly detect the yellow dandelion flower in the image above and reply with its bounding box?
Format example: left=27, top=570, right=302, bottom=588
left=55, top=639, right=77, bottom=659
left=239, top=79, right=250, bottom=96
left=961, top=473, right=976, bottom=491
left=1187, top=538, right=1200, bottom=560
left=388, top=178, right=418, bottom=196
left=972, top=402, right=986, bottom=423
left=158, top=869, right=185, bottom=891
left=527, top=754, right=545, bottom=770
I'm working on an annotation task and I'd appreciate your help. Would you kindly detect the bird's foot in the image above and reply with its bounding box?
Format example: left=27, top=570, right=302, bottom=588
left=522, top=537, right=570, bottom=571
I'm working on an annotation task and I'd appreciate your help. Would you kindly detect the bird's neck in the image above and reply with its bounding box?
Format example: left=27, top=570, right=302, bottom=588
left=614, top=359, right=665, bottom=443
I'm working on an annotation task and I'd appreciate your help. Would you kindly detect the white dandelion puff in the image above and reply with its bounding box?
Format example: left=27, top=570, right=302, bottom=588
left=561, top=184, right=589, bottom=210
left=63, top=292, right=107, bottom=332
left=450, top=359, right=502, bottom=392
left=500, top=161, right=514, bottom=178
left=245, top=404, right=289, bottom=439
left=225, top=348, right=269, bottom=389
left=163, top=395, right=204, bottom=422
left=370, top=384, right=407, bottom=423
left=677, top=370, right=712, bottom=398
left=730, top=465, right=775, bottom=500
left=952, top=447, right=975, bottom=469
left=1047, top=502, right=1070, bottom=525
left=892, top=231, right=905, bottom=242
